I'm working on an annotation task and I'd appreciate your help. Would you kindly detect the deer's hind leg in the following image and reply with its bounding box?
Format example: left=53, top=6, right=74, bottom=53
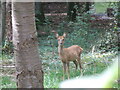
left=77, top=57, right=83, bottom=76
left=73, top=60, right=78, bottom=70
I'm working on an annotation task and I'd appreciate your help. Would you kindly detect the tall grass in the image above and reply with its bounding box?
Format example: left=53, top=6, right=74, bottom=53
left=1, top=46, right=118, bottom=88
left=39, top=45, right=118, bottom=88
left=1, top=76, right=16, bottom=88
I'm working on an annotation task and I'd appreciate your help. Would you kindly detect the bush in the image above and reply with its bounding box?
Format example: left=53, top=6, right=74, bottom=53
left=62, top=13, right=118, bottom=53
left=64, top=13, right=97, bottom=51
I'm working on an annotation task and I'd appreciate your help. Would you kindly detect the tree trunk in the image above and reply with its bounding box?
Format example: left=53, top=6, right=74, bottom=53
left=0, top=1, right=2, bottom=45
left=85, top=2, right=90, bottom=13
left=2, top=1, right=13, bottom=54
left=35, top=2, right=45, bottom=26
left=67, top=2, right=78, bottom=21
left=85, top=2, right=94, bottom=13
left=117, top=1, right=120, bottom=27
left=6, top=1, right=12, bottom=43
left=1, top=1, right=6, bottom=46
left=12, top=2, right=43, bottom=88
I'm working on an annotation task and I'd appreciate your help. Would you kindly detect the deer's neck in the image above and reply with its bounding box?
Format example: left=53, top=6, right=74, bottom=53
left=58, top=45, right=64, bottom=55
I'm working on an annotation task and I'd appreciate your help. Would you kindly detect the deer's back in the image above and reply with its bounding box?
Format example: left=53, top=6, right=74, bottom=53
left=60, top=45, right=83, bottom=62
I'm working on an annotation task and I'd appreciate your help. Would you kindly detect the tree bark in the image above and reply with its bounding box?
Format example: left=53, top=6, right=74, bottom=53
left=1, top=1, right=6, bottom=46
left=12, top=2, right=43, bottom=88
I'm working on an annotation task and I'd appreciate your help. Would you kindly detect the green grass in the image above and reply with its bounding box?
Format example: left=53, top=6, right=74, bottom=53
left=1, top=76, right=16, bottom=88
left=1, top=48, right=118, bottom=88
left=1, top=37, right=118, bottom=88
left=1, top=34, right=118, bottom=88
left=39, top=45, right=118, bottom=88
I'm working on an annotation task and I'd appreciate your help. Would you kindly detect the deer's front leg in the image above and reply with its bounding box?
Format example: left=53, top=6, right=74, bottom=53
left=63, top=62, right=66, bottom=80
left=66, top=62, right=70, bottom=79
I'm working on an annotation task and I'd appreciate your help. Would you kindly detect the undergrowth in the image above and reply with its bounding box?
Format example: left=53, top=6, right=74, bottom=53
left=1, top=48, right=118, bottom=88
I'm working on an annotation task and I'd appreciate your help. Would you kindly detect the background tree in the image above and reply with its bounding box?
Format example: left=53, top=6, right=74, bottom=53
left=117, top=1, right=120, bottom=27
left=12, top=2, right=43, bottom=88
left=85, top=2, right=94, bottom=13
left=6, top=1, right=12, bottom=43
left=85, top=2, right=90, bottom=13
left=2, top=1, right=13, bottom=54
left=35, top=2, right=45, bottom=27
left=67, top=2, right=92, bottom=21
left=0, top=1, right=2, bottom=45
left=67, top=2, right=79, bottom=21
left=117, top=1, right=120, bottom=51
left=1, top=1, right=6, bottom=46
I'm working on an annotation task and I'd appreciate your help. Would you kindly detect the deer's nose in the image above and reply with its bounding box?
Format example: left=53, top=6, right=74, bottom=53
left=59, top=40, right=63, bottom=44
left=60, top=43, right=63, bottom=45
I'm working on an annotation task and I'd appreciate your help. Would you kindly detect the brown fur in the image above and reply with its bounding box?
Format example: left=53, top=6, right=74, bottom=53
left=59, top=45, right=83, bottom=62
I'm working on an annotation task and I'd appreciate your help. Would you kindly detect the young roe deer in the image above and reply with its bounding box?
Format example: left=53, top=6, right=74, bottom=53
left=55, top=33, right=83, bottom=79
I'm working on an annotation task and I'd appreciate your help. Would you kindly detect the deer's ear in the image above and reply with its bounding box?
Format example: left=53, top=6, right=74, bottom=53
left=55, top=33, right=59, bottom=38
left=63, top=33, right=66, bottom=38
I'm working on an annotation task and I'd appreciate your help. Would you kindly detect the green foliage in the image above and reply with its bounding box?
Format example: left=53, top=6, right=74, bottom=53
left=1, top=48, right=118, bottom=88
left=117, top=2, right=120, bottom=27
left=2, top=76, right=11, bottom=85
left=63, top=14, right=96, bottom=51
left=35, top=2, right=45, bottom=25
left=2, top=40, right=13, bottom=57
left=98, top=27, right=118, bottom=52
left=61, top=13, right=117, bottom=52
left=37, top=12, right=118, bottom=53
left=60, top=58, right=118, bottom=88
left=108, top=2, right=118, bottom=9
left=39, top=45, right=118, bottom=88
left=36, top=16, right=53, bottom=37
left=1, top=76, right=16, bottom=88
